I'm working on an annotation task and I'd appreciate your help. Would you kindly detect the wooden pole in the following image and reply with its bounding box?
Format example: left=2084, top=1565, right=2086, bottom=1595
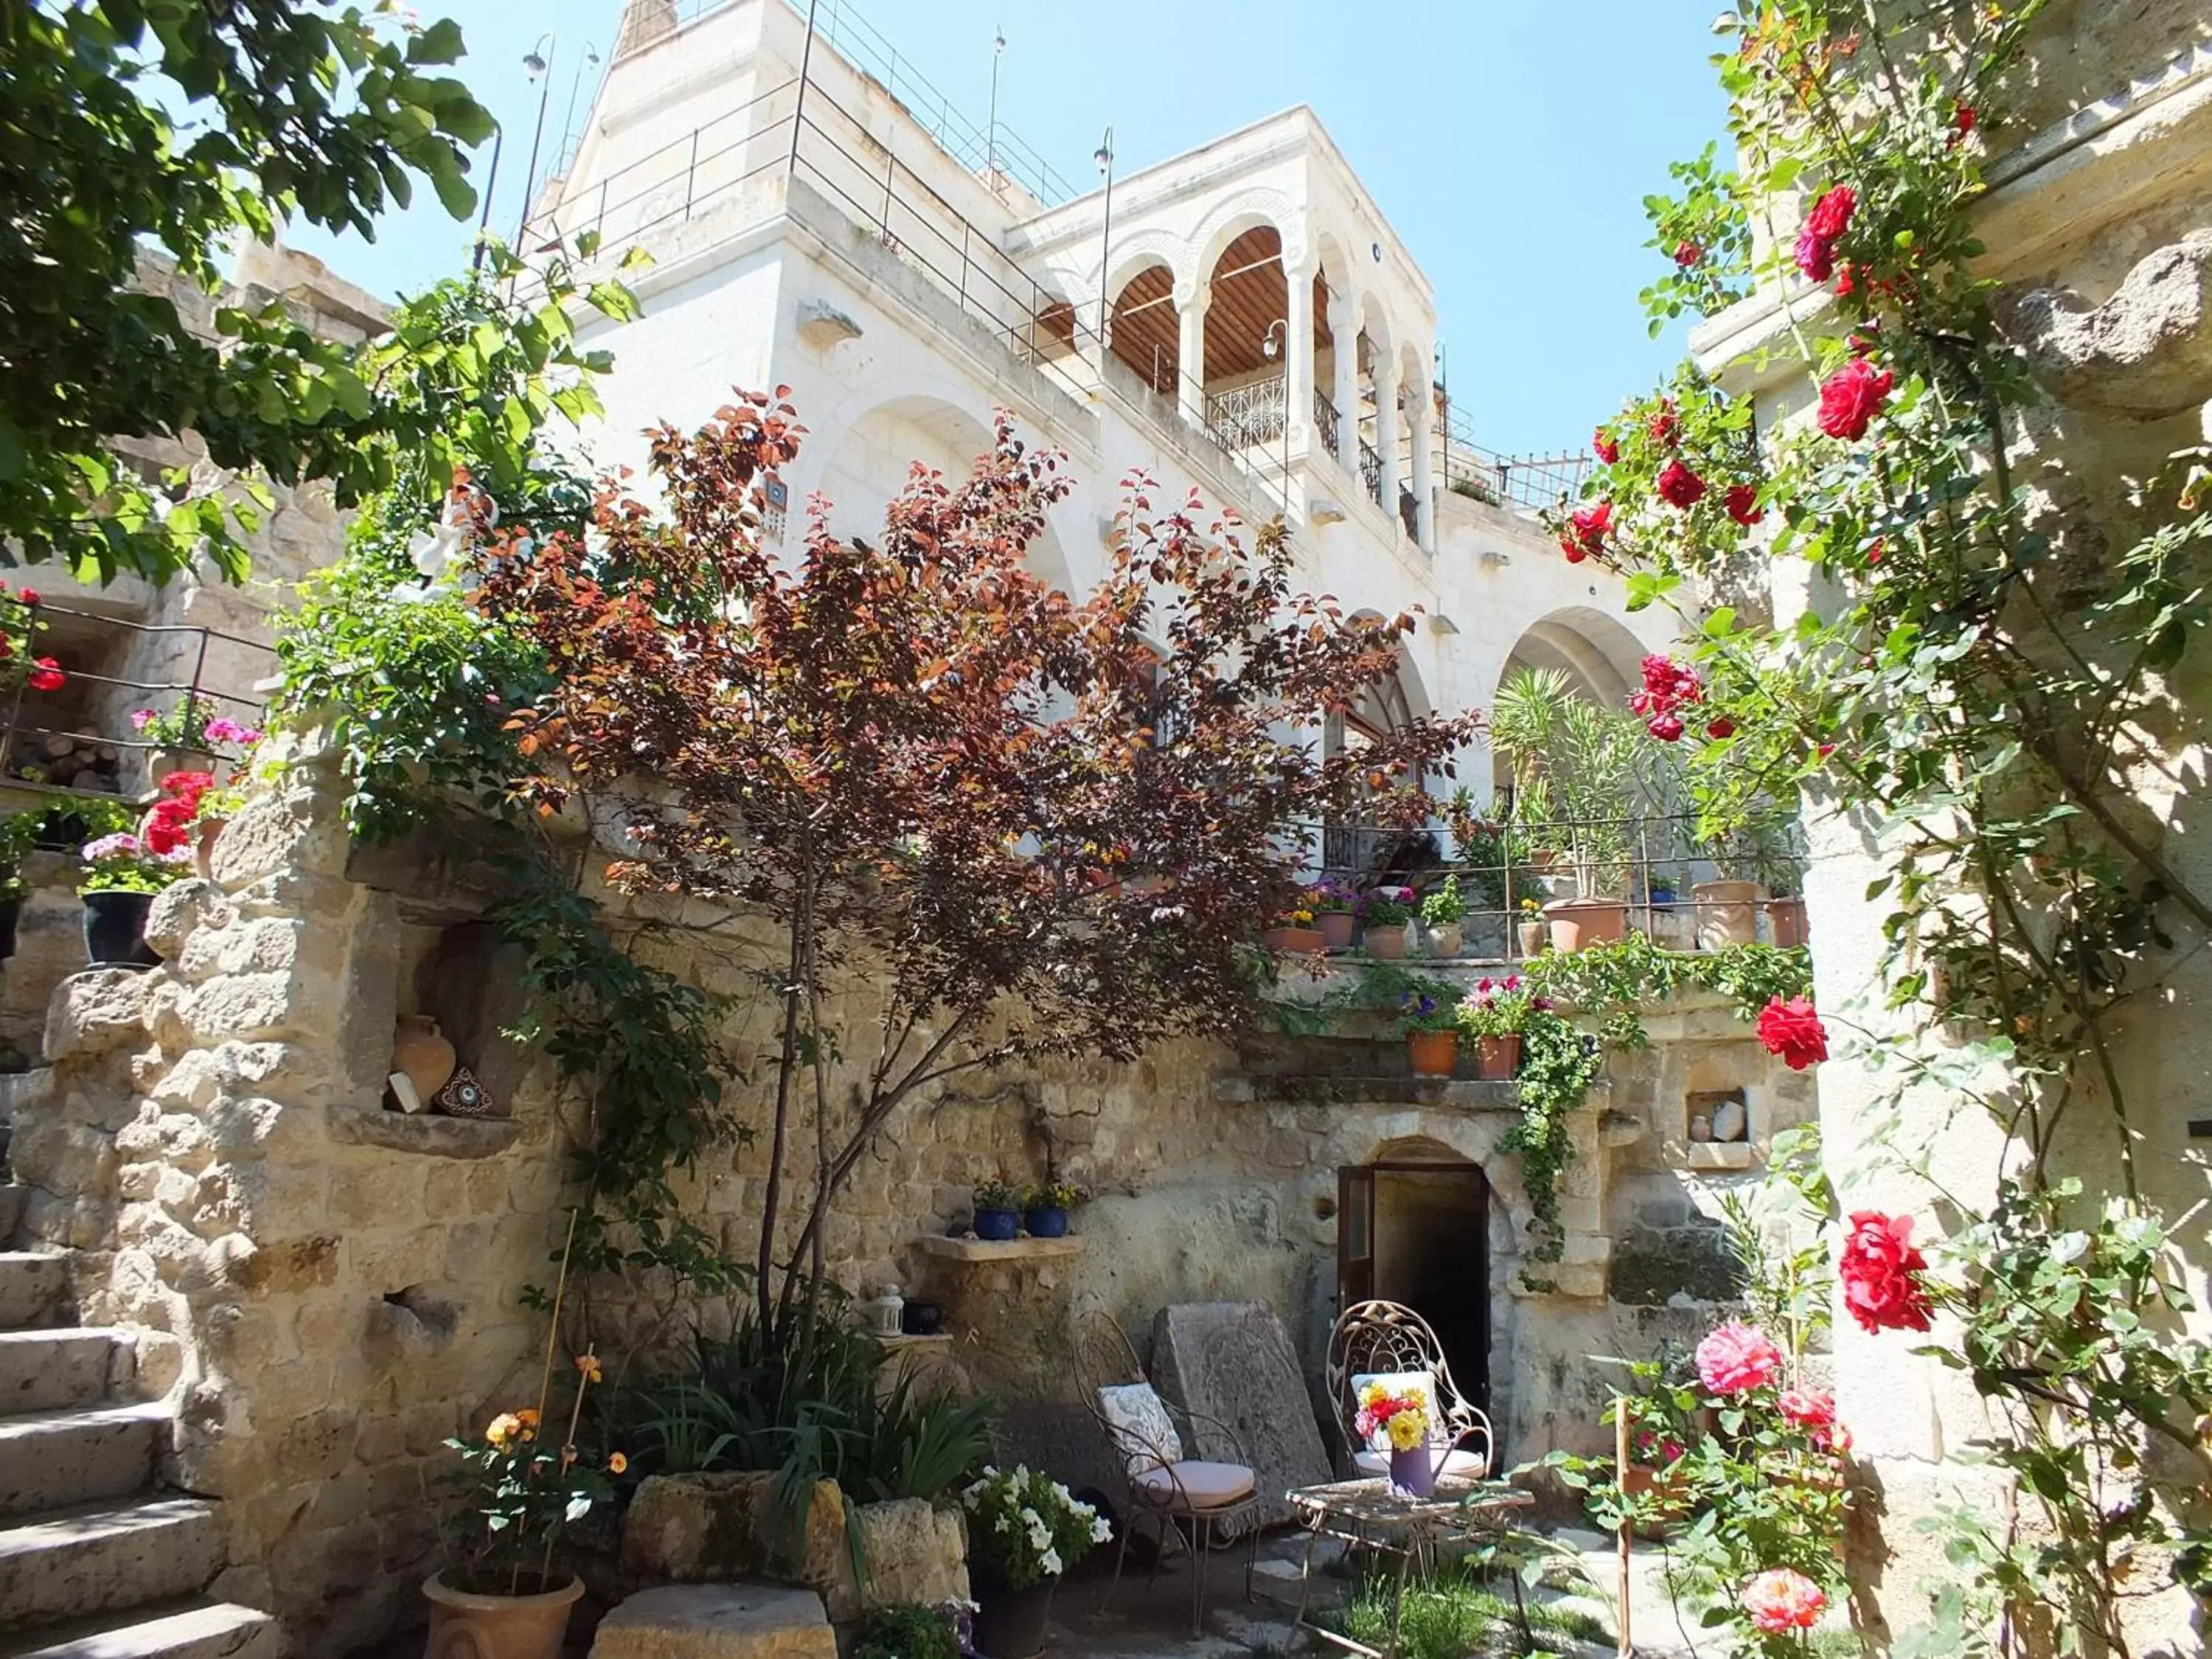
left=1615, top=1398, right=1633, bottom=1658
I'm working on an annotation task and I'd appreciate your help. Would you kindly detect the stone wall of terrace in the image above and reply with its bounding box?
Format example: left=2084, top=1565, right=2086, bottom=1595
left=5, top=740, right=1812, bottom=1650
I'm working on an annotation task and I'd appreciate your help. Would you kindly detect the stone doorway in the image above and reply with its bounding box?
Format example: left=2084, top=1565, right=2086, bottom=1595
left=1337, top=1155, right=1492, bottom=1413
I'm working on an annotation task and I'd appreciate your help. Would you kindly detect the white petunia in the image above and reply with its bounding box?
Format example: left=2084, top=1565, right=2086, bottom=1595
left=1040, top=1548, right=1062, bottom=1576
left=1091, top=1516, right=1113, bottom=1543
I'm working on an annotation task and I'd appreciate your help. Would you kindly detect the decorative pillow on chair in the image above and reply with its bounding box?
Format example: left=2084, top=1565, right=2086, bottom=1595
left=1098, top=1382, right=1183, bottom=1478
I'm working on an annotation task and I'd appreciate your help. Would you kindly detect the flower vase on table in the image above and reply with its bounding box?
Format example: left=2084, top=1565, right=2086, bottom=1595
left=1388, top=1441, right=1438, bottom=1499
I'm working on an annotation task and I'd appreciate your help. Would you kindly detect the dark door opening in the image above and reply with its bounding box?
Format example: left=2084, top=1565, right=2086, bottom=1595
left=1338, top=1161, right=1492, bottom=1413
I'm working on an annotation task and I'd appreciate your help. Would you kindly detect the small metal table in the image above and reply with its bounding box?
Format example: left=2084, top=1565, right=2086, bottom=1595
left=1284, top=1475, right=1534, bottom=1658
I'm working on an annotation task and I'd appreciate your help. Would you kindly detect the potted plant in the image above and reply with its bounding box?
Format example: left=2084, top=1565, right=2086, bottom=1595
left=0, top=807, right=46, bottom=961
left=1359, top=886, right=1414, bottom=960
left=1765, top=864, right=1809, bottom=949
left=1418, top=875, right=1464, bottom=959
left=1492, top=669, right=1647, bottom=939
left=1023, top=1177, right=1081, bottom=1239
left=1457, top=975, right=1544, bottom=1080
left=961, top=1464, right=1110, bottom=1658
left=129, top=694, right=220, bottom=784
left=1399, top=983, right=1459, bottom=1077
left=1516, top=897, right=1548, bottom=959
left=1310, top=877, right=1357, bottom=950
left=77, top=831, right=191, bottom=967
left=1261, top=892, right=1325, bottom=955
left=426, top=1350, right=618, bottom=1659
left=1355, top=1378, right=1440, bottom=1498
left=972, top=1176, right=1023, bottom=1242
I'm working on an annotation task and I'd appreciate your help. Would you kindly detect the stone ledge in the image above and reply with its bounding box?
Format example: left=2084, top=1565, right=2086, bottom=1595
left=1214, top=1074, right=1608, bottom=1110
left=910, top=1234, right=1085, bottom=1264
left=327, top=1107, right=521, bottom=1159
left=1672, top=1141, right=1756, bottom=1171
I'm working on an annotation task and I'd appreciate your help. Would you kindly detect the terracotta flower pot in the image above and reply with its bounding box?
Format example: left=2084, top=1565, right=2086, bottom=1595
left=422, top=1571, right=582, bottom=1659
left=1693, top=880, right=1765, bottom=949
left=1262, top=925, right=1326, bottom=953
left=1363, top=925, right=1408, bottom=960
left=1517, top=920, right=1548, bottom=959
left=1545, top=897, right=1626, bottom=950
left=1406, top=1029, right=1457, bottom=1077
left=1767, top=896, right=1809, bottom=949
left=1422, top=921, right=1463, bottom=959
left=1475, top=1033, right=1521, bottom=1080
left=1317, top=911, right=1356, bottom=950
left=392, top=1014, right=458, bottom=1104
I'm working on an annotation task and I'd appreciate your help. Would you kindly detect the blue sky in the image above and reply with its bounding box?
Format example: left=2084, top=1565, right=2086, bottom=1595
left=289, top=1, right=1728, bottom=458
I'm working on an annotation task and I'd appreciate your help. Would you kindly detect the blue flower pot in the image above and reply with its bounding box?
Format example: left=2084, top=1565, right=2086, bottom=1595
left=1024, top=1206, right=1069, bottom=1239
left=973, top=1207, right=1020, bottom=1241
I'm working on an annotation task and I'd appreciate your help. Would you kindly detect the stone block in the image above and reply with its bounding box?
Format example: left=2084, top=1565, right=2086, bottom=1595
left=590, top=1583, right=836, bottom=1659
left=45, top=969, right=152, bottom=1064
left=622, top=1472, right=846, bottom=1599
left=1149, top=1301, right=1331, bottom=1534
left=145, top=879, right=234, bottom=959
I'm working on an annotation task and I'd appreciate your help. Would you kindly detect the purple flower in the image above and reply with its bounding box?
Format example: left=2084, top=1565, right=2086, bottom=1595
left=82, top=832, right=141, bottom=861
left=128, top=709, right=155, bottom=731
left=204, top=717, right=263, bottom=747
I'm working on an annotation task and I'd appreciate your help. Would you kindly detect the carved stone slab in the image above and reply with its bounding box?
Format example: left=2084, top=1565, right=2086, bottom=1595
left=1150, top=1301, right=1331, bottom=1534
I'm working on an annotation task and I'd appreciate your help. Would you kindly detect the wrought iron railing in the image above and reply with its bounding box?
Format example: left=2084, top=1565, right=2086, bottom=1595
left=1204, top=374, right=1287, bottom=452
left=1439, top=402, right=1592, bottom=512
left=1358, top=439, right=1383, bottom=507
left=1314, top=391, right=1340, bottom=459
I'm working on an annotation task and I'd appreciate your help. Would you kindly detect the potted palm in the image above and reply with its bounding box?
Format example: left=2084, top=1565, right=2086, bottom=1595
left=962, top=1465, right=1110, bottom=1658
left=1457, top=975, right=1544, bottom=1080
left=1695, top=818, right=1795, bottom=949
left=1418, top=875, right=1464, bottom=959
left=1399, top=984, right=1460, bottom=1077
left=1359, top=886, right=1414, bottom=960
left=426, top=1350, right=619, bottom=1659
left=1491, top=669, right=1647, bottom=944
left=77, top=831, right=192, bottom=967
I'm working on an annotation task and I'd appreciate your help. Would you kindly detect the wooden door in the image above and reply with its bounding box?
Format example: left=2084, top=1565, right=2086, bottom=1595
left=1337, top=1164, right=1375, bottom=1310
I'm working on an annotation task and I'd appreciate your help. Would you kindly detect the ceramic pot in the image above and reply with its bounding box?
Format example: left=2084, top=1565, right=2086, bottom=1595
left=1546, top=916, right=1582, bottom=953
left=1317, top=911, right=1357, bottom=950
left=1517, top=920, right=1548, bottom=959
left=392, top=1015, right=458, bottom=1103
left=82, top=889, right=158, bottom=968
left=1692, top=880, right=1764, bottom=949
left=900, top=1298, right=943, bottom=1336
left=422, top=1571, right=581, bottom=1659
left=1423, top=921, right=1463, bottom=959
left=1363, top=924, right=1408, bottom=961
left=973, top=1208, right=1020, bottom=1242
left=1388, top=1441, right=1438, bottom=1498
left=1767, top=896, right=1809, bottom=949
left=193, top=816, right=225, bottom=882
left=1406, top=1029, right=1457, bottom=1078
left=1261, top=925, right=1326, bottom=953
left=1475, top=1033, right=1521, bottom=1081
left=1545, top=898, right=1627, bottom=949
left=971, top=1574, right=1056, bottom=1659
left=1024, top=1206, right=1069, bottom=1239
left=1688, top=1113, right=1714, bottom=1143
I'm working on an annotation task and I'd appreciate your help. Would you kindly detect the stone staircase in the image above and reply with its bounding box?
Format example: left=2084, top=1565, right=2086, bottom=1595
left=0, top=1074, right=280, bottom=1659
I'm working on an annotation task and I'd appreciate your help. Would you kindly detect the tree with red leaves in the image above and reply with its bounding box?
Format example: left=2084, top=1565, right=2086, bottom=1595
left=475, top=390, right=1479, bottom=1346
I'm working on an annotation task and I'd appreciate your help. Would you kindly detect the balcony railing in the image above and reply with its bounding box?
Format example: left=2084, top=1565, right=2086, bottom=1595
left=1204, top=375, right=1287, bottom=453
left=1358, top=439, right=1383, bottom=507
left=1314, top=392, right=1340, bottom=460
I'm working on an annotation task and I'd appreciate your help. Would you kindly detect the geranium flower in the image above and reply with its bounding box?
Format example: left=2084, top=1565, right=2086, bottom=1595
left=130, top=709, right=156, bottom=731
left=204, top=717, right=264, bottom=746
left=1725, top=483, right=1764, bottom=526
left=1655, top=459, right=1705, bottom=508
left=1592, top=428, right=1619, bottom=465
left=82, top=832, right=142, bottom=862
left=28, top=657, right=64, bottom=692
left=1756, top=995, right=1828, bottom=1069
left=1838, top=1211, right=1934, bottom=1333
left=1818, top=357, right=1894, bottom=440
left=1695, top=1319, right=1781, bottom=1394
left=1742, top=1567, right=1826, bottom=1633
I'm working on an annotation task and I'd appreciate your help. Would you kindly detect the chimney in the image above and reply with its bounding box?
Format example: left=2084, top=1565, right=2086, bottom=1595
left=614, top=0, right=679, bottom=60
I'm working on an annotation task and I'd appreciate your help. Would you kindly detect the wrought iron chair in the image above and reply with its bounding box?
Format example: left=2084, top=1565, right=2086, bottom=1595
left=1325, top=1298, right=1495, bottom=1481
left=1071, top=1307, right=1261, bottom=1636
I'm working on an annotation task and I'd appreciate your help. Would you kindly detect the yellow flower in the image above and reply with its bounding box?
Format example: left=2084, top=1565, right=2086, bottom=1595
left=515, top=1408, right=540, bottom=1441
left=575, top=1352, right=604, bottom=1385
left=1386, top=1411, right=1427, bottom=1453
left=1358, top=1381, right=1391, bottom=1408
left=608, top=1451, right=629, bottom=1475
left=485, top=1412, right=522, bottom=1449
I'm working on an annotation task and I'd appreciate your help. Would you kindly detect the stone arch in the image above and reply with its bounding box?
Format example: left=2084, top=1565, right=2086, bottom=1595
left=1106, top=260, right=1178, bottom=394
left=1495, top=605, right=1649, bottom=710
left=1370, top=1133, right=1475, bottom=1166
left=1186, top=187, right=1304, bottom=299
left=800, top=384, right=995, bottom=539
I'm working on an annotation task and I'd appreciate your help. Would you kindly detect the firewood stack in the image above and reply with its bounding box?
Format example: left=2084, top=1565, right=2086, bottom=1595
left=9, top=727, right=122, bottom=794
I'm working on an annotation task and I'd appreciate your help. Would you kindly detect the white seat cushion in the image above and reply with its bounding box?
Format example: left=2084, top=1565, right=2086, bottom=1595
left=1132, top=1460, right=1256, bottom=1509
left=1353, top=1447, right=1488, bottom=1480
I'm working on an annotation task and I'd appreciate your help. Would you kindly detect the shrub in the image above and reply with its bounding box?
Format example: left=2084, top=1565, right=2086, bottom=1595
left=852, top=1604, right=961, bottom=1659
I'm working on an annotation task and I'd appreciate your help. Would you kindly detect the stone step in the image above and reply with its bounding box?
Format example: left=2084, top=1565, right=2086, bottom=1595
left=0, top=1600, right=279, bottom=1659
left=0, top=1252, right=69, bottom=1330
left=0, top=1499, right=225, bottom=1632
left=0, top=1403, right=167, bottom=1517
left=0, top=1329, right=125, bottom=1415
left=0, top=1184, right=22, bottom=1245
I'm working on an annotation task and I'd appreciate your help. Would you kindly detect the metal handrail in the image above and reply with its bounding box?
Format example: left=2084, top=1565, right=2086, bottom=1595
left=1314, top=392, right=1340, bottom=459
left=1357, top=439, right=1383, bottom=507
left=1203, top=374, right=1287, bottom=451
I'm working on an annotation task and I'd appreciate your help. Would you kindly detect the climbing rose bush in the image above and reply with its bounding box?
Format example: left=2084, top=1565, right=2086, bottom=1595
left=1816, top=357, right=1894, bottom=440
left=1837, top=1211, right=1934, bottom=1335
left=1755, top=995, right=1827, bottom=1071
left=1656, top=456, right=1706, bottom=507
left=1695, top=1319, right=1783, bottom=1394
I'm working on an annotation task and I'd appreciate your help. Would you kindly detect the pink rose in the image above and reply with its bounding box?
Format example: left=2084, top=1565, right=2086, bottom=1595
left=1694, top=1318, right=1781, bottom=1394
left=1742, top=1568, right=1826, bottom=1633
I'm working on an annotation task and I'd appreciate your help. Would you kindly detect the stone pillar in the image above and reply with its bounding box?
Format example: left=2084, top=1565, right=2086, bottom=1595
left=1410, top=364, right=1436, bottom=551
left=1285, top=260, right=1316, bottom=458
left=1329, top=299, right=1358, bottom=472
left=1374, top=358, right=1401, bottom=512
left=1177, top=282, right=1209, bottom=431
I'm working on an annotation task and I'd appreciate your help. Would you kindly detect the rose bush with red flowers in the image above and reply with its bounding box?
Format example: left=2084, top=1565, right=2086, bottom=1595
left=1656, top=457, right=1706, bottom=508
left=1837, top=1211, right=1934, bottom=1334
left=1816, top=356, right=1894, bottom=440
left=1631, top=653, right=1703, bottom=740
left=1559, top=501, right=1612, bottom=563
left=1592, top=427, right=1618, bottom=465
left=1755, top=995, right=1827, bottom=1070
left=1725, top=483, right=1764, bottom=526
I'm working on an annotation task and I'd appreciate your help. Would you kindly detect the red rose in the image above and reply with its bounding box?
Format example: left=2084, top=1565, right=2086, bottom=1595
left=1593, top=428, right=1619, bottom=465
left=1647, top=714, right=1685, bottom=742
left=27, top=656, right=64, bottom=692
left=1817, top=358, right=1893, bottom=440
left=1794, top=225, right=1836, bottom=282
left=1648, top=401, right=1680, bottom=448
left=1834, top=262, right=1860, bottom=296
left=1725, top=484, right=1764, bottom=526
left=1838, top=1210, right=1934, bottom=1334
left=1560, top=501, right=1612, bottom=563
left=1953, top=104, right=1976, bottom=136
left=1805, top=185, right=1855, bottom=241
left=1705, top=714, right=1736, bottom=740
left=1559, top=533, right=1588, bottom=564
left=1674, top=240, right=1702, bottom=268
left=18, top=588, right=40, bottom=606
left=1655, top=458, right=1706, bottom=508
left=1756, top=994, right=1827, bottom=1070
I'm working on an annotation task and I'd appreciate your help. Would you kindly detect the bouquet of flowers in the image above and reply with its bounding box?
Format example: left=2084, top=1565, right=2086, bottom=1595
left=961, top=1465, right=1111, bottom=1590
left=1354, top=1379, right=1433, bottom=1453
left=1457, top=975, right=1546, bottom=1039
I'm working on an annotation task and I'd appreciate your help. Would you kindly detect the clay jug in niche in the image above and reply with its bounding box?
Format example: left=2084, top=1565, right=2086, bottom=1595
left=392, top=1015, right=457, bottom=1102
